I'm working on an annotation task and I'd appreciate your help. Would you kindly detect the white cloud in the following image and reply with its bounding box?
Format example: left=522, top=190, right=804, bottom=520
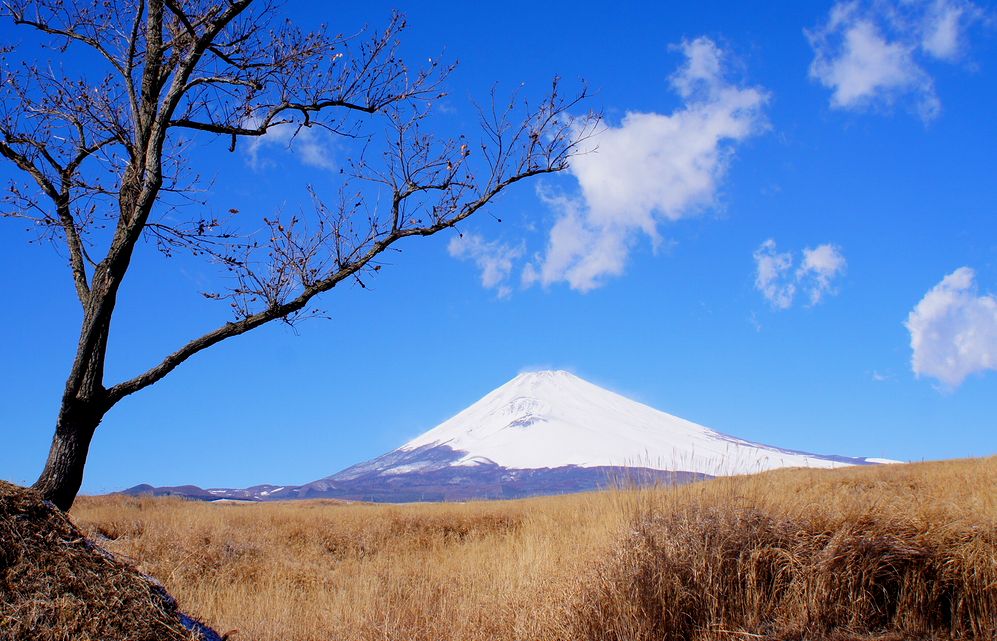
left=754, top=240, right=796, bottom=310
left=923, top=3, right=964, bottom=59
left=245, top=122, right=336, bottom=171
left=905, top=267, right=997, bottom=388
left=806, top=1, right=983, bottom=121
left=754, top=240, right=846, bottom=309
left=525, top=38, right=768, bottom=292
left=448, top=232, right=524, bottom=299
left=521, top=188, right=631, bottom=291
left=808, top=7, right=937, bottom=119
left=800, top=243, right=848, bottom=305
left=922, top=0, right=983, bottom=60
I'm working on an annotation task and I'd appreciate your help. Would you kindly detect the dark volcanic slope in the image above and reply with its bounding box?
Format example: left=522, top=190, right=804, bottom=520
left=294, top=463, right=708, bottom=502
left=122, top=462, right=707, bottom=503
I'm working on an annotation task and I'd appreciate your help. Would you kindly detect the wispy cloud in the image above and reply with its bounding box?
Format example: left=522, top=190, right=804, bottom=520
left=921, top=0, right=984, bottom=60
left=754, top=240, right=846, bottom=309
left=245, top=122, right=337, bottom=171
left=800, top=244, right=848, bottom=305
left=905, top=267, right=997, bottom=388
left=806, top=0, right=984, bottom=121
left=522, top=37, right=768, bottom=292
left=754, top=240, right=797, bottom=310
left=447, top=233, right=524, bottom=299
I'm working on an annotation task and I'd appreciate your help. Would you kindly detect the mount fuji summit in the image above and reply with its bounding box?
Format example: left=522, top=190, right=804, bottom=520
left=126, top=370, right=894, bottom=502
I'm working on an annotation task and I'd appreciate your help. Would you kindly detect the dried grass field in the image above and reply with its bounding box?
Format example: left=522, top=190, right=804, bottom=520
left=70, top=457, right=996, bottom=641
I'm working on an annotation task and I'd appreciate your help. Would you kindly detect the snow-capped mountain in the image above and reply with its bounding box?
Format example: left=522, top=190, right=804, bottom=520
left=123, top=370, right=895, bottom=502
left=290, top=370, right=890, bottom=501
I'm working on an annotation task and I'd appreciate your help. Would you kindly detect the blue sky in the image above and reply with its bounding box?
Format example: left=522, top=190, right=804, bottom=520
left=1, top=1, right=995, bottom=493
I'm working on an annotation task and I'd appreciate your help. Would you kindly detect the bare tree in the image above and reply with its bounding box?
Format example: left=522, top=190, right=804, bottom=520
left=0, top=0, right=594, bottom=510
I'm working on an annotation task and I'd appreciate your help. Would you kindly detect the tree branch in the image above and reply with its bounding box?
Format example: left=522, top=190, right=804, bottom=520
left=55, top=192, right=91, bottom=304
left=0, top=139, right=58, bottom=198
left=104, top=165, right=558, bottom=405
left=5, top=9, right=128, bottom=79
left=1, top=1, right=595, bottom=411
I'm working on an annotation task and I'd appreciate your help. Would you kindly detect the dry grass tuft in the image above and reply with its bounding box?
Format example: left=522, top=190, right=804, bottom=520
left=570, top=506, right=994, bottom=640
left=567, top=457, right=996, bottom=641
left=68, top=457, right=996, bottom=641
left=0, top=481, right=198, bottom=641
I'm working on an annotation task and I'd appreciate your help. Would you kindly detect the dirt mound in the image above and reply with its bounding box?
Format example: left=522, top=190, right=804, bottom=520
left=0, top=480, right=209, bottom=641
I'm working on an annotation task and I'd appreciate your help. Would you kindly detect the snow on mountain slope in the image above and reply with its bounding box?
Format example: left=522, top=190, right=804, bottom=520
left=381, top=370, right=878, bottom=476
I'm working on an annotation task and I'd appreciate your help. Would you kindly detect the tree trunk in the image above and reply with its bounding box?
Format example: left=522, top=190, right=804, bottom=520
left=30, top=163, right=153, bottom=510
left=33, top=398, right=106, bottom=511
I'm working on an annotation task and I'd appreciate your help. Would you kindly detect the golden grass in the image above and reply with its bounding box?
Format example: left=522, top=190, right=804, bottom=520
left=71, top=457, right=996, bottom=641
left=569, top=458, right=997, bottom=641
